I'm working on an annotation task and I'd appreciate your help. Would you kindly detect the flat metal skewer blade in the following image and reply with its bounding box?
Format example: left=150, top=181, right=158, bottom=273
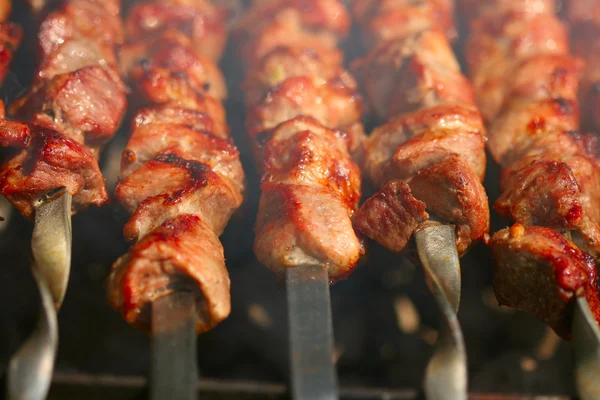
left=286, top=265, right=337, bottom=400
left=415, top=225, right=467, bottom=400
left=8, top=190, right=72, bottom=400
left=572, top=295, right=600, bottom=400
left=151, top=292, right=198, bottom=400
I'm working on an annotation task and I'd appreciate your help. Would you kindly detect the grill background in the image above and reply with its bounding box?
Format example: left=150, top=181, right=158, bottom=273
left=0, top=0, right=581, bottom=397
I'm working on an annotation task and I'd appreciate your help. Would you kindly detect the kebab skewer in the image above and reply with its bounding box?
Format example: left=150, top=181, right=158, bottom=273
left=347, top=1, right=490, bottom=397
left=0, top=0, right=126, bottom=397
left=232, top=1, right=365, bottom=397
left=105, top=1, right=244, bottom=396
left=461, top=1, right=600, bottom=398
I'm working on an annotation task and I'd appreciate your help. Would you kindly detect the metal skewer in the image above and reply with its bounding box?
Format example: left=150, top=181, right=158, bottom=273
left=572, top=295, right=600, bottom=400
left=7, top=189, right=72, bottom=400
left=415, top=225, right=467, bottom=400
left=150, top=292, right=198, bottom=400
left=286, top=265, right=337, bottom=400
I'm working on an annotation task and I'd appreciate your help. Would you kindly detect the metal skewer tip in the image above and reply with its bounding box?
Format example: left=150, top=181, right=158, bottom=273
left=572, top=295, right=600, bottom=400
left=8, top=190, right=72, bottom=400
left=151, top=291, right=198, bottom=400
left=286, top=265, right=337, bottom=400
left=415, top=225, right=467, bottom=400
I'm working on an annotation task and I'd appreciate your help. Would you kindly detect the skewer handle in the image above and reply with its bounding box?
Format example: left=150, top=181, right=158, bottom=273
left=573, top=296, right=600, bottom=400
left=286, top=265, right=338, bottom=400
left=415, top=225, right=467, bottom=400
left=151, top=292, right=198, bottom=400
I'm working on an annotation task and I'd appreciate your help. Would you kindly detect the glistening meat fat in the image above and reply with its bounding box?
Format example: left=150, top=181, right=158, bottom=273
left=107, top=0, right=245, bottom=333
left=463, top=0, right=600, bottom=338
left=0, top=0, right=126, bottom=217
left=350, top=0, right=490, bottom=256
left=233, top=0, right=365, bottom=281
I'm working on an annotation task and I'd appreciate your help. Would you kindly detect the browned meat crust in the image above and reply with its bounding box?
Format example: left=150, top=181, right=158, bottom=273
left=107, top=0, right=244, bottom=332
left=233, top=0, right=364, bottom=280
left=463, top=0, right=600, bottom=335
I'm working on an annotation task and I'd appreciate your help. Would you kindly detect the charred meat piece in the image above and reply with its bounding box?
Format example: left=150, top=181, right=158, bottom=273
left=0, top=126, right=107, bottom=218
left=11, top=66, right=127, bottom=155
left=107, top=214, right=230, bottom=333
left=354, top=180, right=428, bottom=253
left=491, top=224, right=600, bottom=339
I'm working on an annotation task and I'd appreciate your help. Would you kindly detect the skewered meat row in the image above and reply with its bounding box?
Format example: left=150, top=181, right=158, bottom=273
left=566, top=0, right=600, bottom=131
left=0, top=0, right=20, bottom=86
left=463, top=0, right=600, bottom=338
left=233, top=0, right=364, bottom=280
left=0, top=0, right=126, bottom=217
left=107, top=0, right=245, bottom=333
left=350, top=0, right=490, bottom=255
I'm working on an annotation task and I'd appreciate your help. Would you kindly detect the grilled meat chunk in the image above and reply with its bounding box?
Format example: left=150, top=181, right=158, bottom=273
left=11, top=66, right=127, bottom=155
left=255, top=183, right=362, bottom=280
left=352, top=29, right=473, bottom=120
left=465, top=12, right=569, bottom=121
left=491, top=224, right=600, bottom=339
left=0, top=126, right=107, bottom=218
left=408, top=156, right=490, bottom=254
left=107, top=214, right=230, bottom=333
left=354, top=180, right=428, bottom=253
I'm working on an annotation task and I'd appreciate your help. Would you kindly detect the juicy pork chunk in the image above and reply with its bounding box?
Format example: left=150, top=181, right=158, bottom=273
left=0, top=126, right=107, bottom=218
left=107, top=214, right=230, bottom=333
left=491, top=224, right=600, bottom=339
left=465, top=13, right=569, bottom=121
left=10, top=66, right=127, bottom=155
left=352, top=29, right=474, bottom=120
